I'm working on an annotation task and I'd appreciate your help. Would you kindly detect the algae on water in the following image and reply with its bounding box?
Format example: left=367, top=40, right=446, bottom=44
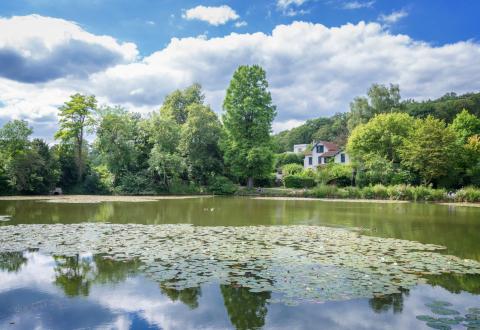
left=1, top=223, right=480, bottom=305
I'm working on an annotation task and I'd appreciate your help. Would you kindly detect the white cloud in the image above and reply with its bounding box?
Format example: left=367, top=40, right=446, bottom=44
left=277, top=0, right=308, bottom=10
left=379, top=9, right=408, bottom=24
left=2, top=15, right=480, bottom=139
left=182, top=5, right=239, bottom=26
left=342, top=1, right=375, bottom=10
left=277, top=0, right=309, bottom=16
left=0, top=15, right=138, bottom=83
left=234, top=21, right=247, bottom=28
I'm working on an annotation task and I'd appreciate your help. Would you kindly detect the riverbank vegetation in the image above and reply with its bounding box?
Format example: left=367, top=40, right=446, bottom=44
left=1, top=65, right=480, bottom=199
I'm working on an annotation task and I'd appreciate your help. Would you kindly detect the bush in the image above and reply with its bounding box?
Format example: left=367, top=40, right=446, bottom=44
left=275, top=152, right=304, bottom=168
left=207, top=176, right=237, bottom=195
left=254, top=173, right=276, bottom=187
left=284, top=175, right=316, bottom=188
left=455, top=187, right=480, bottom=202
left=316, top=163, right=353, bottom=187
left=281, top=163, right=304, bottom=176
left=115, top=171, right=156, bottom=195
left=361, top=184, right=389, bottom=199
left=307, top=185, right=339, bottom=198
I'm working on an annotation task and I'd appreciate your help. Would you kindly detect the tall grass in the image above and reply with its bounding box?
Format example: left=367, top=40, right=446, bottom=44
left=305, top=184, right=451, bottom=202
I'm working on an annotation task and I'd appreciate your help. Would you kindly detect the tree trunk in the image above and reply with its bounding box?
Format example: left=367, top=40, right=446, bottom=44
left=77, top=134, right=83, bottom=183
left=247, top=177, right=254, bottom=189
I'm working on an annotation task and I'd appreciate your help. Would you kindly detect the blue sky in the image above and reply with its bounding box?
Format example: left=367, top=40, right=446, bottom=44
left=0, top=0, right=479, bottom=139
left=1, top=0, right=479, bottom=55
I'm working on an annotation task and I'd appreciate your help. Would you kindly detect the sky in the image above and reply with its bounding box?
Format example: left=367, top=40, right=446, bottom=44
left=0, top=0, right=479, bottom=140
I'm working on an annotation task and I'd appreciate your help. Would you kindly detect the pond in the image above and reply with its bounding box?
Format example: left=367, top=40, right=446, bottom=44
left=0, top=197, right=480, bottom=330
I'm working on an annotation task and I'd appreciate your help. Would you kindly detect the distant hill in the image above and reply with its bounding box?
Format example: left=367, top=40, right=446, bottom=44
left=273, top=91, right=480, bottom=153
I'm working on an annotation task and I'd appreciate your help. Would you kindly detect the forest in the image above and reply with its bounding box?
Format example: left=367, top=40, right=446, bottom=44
left=1, top=65, right=480, bottom=196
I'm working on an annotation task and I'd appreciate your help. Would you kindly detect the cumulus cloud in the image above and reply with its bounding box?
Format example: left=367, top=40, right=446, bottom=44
left=276, top=0, right=309, bottom=16
left=182, top=5, right=239, bottom=26
left=91, top=21, right=480, bottom=128
left=234, top=21, right=248, bottom=28
left=0, top=15, right=138, bottom=83
left=379, top=9, right=408, bottom=24
left=277, top=0, right=308, bottom=10
left=342, top=1, right=375, bottom=10
left=1, top=15, right=480, bottom=139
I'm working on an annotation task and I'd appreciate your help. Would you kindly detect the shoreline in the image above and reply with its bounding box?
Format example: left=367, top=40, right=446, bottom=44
left=0, top=194, right=479, bottom=207
left=0, top=195, right=212, bottom=203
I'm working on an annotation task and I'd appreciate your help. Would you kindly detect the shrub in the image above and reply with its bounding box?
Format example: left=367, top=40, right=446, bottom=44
left=308, top=185, right=339, bottom=198
left=284, top=175, right=316, bottom=188
left=343, top=186, right=362, bottom=198
left=386, top=184, right=409, bottom=200
left=115, top=171, right=156, bottom=195
left=254, top=173, right=276, bottom=187
left=316, top=163, right=353, bottom=187
left=275, top=152, right=304, bottom=168
left=361, top=184, right=389, bottom=199
left=207, top=176, right=237, bottom=195
left=455, top=187, right=480, bottom=202
left=282, top=163, right=304, bottom=176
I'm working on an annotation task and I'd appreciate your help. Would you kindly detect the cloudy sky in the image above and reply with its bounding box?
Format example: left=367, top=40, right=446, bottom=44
left=0, top=0, right=479, bottom=140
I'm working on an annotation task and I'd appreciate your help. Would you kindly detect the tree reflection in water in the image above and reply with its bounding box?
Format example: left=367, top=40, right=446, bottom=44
left=53, top=254, right=141, bottom=297
left=221, top=284, right=270, bottom=330
left=159, top=285, right=202, bottom=309
left=0, top=251, right=27, bottom=273
left=368, top=288, right=409, bottom=314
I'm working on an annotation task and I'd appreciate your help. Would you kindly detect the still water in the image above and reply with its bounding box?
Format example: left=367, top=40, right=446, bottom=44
left=0, top=197, right=479, bottom=330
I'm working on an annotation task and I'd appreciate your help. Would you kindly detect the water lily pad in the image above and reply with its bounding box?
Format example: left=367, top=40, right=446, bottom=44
left=417, top=315, right=437, bottom=322
left=430, top=308, right=460, bottom=316
left=425, top=322, right=451, bottom=330
left=426, top=301, right=453, bottom=308
left=468, top=308, right=480, bottom=315
left=1, top=223, right=480, bottom=305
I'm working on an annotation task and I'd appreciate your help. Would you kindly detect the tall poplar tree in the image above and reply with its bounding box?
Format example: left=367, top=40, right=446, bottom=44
left=222, top=65, right=276, bottom=189
left=55, top=93, right=96, bottom=182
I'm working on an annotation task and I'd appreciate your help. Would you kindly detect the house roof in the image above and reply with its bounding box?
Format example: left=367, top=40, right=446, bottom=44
left=322, top=150, right=340, bottom=157
left=313, top=141, right=338, bottom=151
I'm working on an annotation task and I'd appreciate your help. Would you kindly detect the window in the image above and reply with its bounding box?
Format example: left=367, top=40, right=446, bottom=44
left=341, top=153, right=346, bottom=163
left=318, top=156, right=321, bottom=164
left=308, top=157, right=312, bottom=165
left=316, top=145, right=324, bottom=153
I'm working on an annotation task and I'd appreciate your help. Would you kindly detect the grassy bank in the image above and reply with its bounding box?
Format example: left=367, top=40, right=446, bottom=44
left=237, top=185, right=480, bottom=203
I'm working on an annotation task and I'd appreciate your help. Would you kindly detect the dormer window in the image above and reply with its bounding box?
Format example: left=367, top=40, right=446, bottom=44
left=316, top=145, right=324, bottom=153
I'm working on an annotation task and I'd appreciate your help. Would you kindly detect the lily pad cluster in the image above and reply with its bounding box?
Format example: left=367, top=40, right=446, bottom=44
left=1, top=223, right=480, bottom=304
left=416, top=301, right=480, bottom=329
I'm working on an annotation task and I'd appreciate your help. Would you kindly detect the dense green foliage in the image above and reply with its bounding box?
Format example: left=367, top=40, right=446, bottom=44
left=273, top=87, right=480, bottom=152
left=222, top=65, right=277, bottom=189
left=0, top=65, right=278, bottom=194
left=1, top=71, right=480, bottom=195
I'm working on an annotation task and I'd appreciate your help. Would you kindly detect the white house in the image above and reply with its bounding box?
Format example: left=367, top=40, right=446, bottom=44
left=293, top=144, right=308, bottom=153
left=301, top=141, right=350, bottom=170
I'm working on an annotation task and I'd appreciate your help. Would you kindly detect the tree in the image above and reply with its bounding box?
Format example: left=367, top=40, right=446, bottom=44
left=179, top=104, right=223, bottom=184
left=160, top=83, right=204, bottom=125
left=347, top=84, right=402, bottom=131
left=451, top=109, right=480, bottom=143
left=222, top=65, right=277, bottom=188
left=0, top=119, right=32, bottom=157
left=347, top=113, right=415, bottom=164
left=95, top=106, right=141, bottom=184
left=146, top=114, right=185, bottom=189
left=400, top=116, right=460, bottom=185
left=55, top=94, right=97, bottom=182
